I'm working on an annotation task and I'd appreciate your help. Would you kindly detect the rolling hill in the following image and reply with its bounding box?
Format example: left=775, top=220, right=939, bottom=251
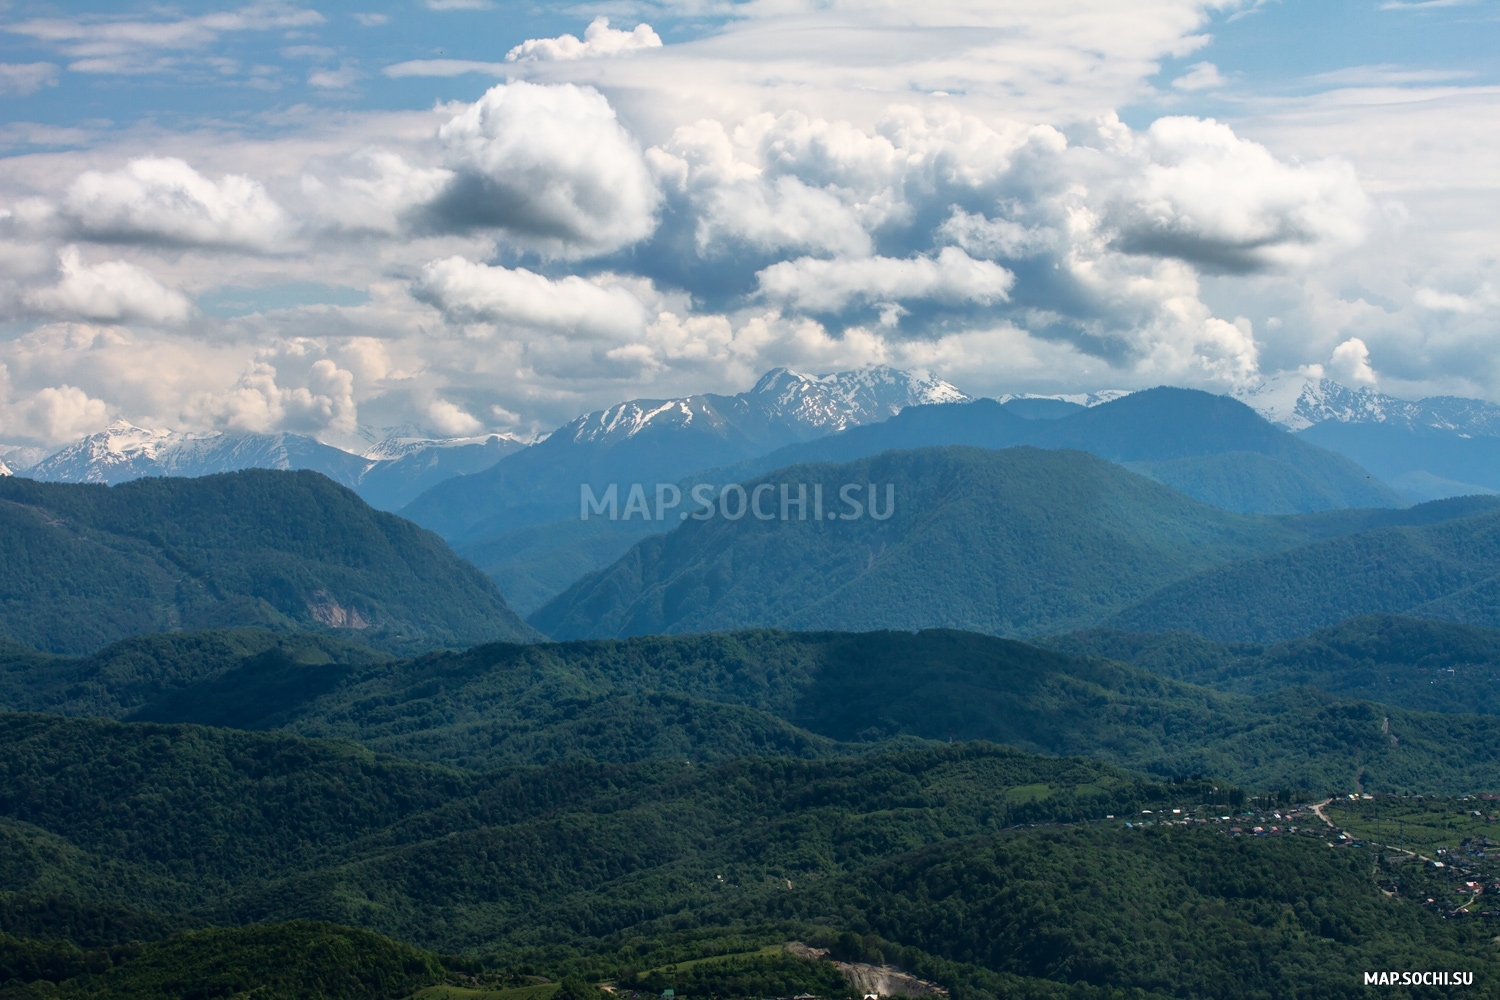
left=1109, top=505, right=1500, bottom=643
left=0, top=715, right=1490, bottom=1000
left=0, top=470, right=537, bottom=655
left=1040, top=614, right=1500, bottom=715
left=9, top=625, right=1500, bottom=792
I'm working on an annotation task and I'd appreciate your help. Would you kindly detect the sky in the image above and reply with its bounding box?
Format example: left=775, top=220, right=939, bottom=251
left=0, top=0, right=1497, bottom=452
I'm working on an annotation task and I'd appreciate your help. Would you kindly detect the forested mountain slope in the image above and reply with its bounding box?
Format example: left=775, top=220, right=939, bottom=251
left=0, top=716, right=1491, bottom=1000
left=1042, top=614, right=1500, bottom=714
left=530, top=447, right=1315, bottom=641
left=7, top=627, right=1500, bottom=792
left=0, top=471, right=537, bottom=655
left=1110, top=506, right=1500, bottom=642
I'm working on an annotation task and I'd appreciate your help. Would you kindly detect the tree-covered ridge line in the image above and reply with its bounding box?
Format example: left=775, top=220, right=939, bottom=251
left=1041, top=613, right=1500, bottom=715
left=0, top=471, right=536, bottom=656
left=8, top=624, right=1500, bottom=792
left=526, top=444, right=1500, bottom=644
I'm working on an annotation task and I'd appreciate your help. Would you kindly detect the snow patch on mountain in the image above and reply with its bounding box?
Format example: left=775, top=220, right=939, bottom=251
left=996, top=390, right=1134, bottom=408
left=363, top=430, right=528, bottom=462
left=567, top=365, right=969, bottom=446
left=0, top=460, right=10, bottom=477
left=1236, top=372, right=1500, bottom=435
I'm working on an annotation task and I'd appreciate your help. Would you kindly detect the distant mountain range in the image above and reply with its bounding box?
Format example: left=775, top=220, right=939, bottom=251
left=0, top=470, right=536, bottom=655
left=400, top=366, right=968, bottom=540
left=990, top=374, right=1500, bottom=504
left=1234, top=373, right=1500, bottom=502
left=11, top=420, right=526, bottom=512
left=419, top=383, right=1401, bottom=614
left=705, top=388, right=1400, bottom=514
left=528, top=445, right=1458, bottom=642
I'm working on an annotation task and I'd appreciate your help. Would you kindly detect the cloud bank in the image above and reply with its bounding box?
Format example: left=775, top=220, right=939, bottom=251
left=1, top=0, right=1490, bottom=448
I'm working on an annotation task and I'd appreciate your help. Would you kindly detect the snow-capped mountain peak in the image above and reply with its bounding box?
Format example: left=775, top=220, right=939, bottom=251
left=1234, top=372, right=1500, bottom=435
left=26, top=421, right=198, bottom=483
left=565, top=365, right=971, bottom=447
left=995, top=389, right=1134, bottom=408
left=1233, top=373, right=1399, bottom=431
left=750, top=365, right=969, bottom=431
left=363, top=430, right=528, bottom=462
left=0, top=460, right=11, bottom=477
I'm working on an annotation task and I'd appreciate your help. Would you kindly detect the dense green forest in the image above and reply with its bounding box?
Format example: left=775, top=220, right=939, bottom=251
left=1043, top=614, right=1500, bottom=714
left=8, top=626, right=1500, bottom=791
left=0, top=471, right=536, bottom=655
left=1109, top=505, right=1500, bottom=642
left=0, top=715, right=1493, bottom=998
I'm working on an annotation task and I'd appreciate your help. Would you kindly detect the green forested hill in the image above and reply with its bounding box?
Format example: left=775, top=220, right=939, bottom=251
left=9, top=627, right=1500, bottom=792
left=1110, top=506, right=1500, bottom=642
left=530, top=447, right=1313, bottom=641
left=1042, top=614, right=1500, bottom=714
left=0, top=717, right=1493, bottom=999
left=0, top=471, right=537, bottom=655
left=0, top=920, right=447, bottom=1000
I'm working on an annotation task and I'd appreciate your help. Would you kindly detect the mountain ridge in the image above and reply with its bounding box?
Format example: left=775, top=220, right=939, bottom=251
left=0, top=469, right=537, bottom=655
left=400, top=365, right=967, bottom=543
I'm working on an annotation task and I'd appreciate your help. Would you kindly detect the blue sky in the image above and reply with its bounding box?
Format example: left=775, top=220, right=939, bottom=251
left=1, top=0, right=1498, bottom=451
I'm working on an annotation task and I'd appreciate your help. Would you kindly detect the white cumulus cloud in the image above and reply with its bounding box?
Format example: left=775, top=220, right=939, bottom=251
left=1330, top=336, right=1377, bottom=385
left=1105, top=116, right=1370, bottom=272
left=184, top=358, right=356, bottom=436
left=756, top=248, right=1015, bottom=314
left=506, top=17, right=662, bottom=62
left=426, top=398, right=482, bottom=435
left=1171, top=61, right=1226, bottom=91
left=414, top=256, right=649, bottom=339
left=5, top=385, right=110, bottom=446
left=63, top=157, right=290, bottom=251
left=26, top=247, right=193, bottom=324
left=426, top=81, right=661, bottom=255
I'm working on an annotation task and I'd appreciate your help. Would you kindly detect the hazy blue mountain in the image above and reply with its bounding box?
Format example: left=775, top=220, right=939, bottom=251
left=1299, top=421, right=1500, bottom=501
left=1109, top=505, right=1500, bottom=643
left=354, top=433, right=524, bottom=510
left=1238, top=373, right=1500, bottom=503
left=18, top=421, right=526, bottom=513
left=697, top=388, right=1399, bottom=515
left=485, top=387, right=1389, bottom=613
left=529, top=446, right=1319, bottom=641
left=454, top=516, right=663, bottom=616
left=0, top=470, right=537, bottom=655
left=399, top=366, right=968, bottom=543
left=998, top=396, right=1087, bottom=419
